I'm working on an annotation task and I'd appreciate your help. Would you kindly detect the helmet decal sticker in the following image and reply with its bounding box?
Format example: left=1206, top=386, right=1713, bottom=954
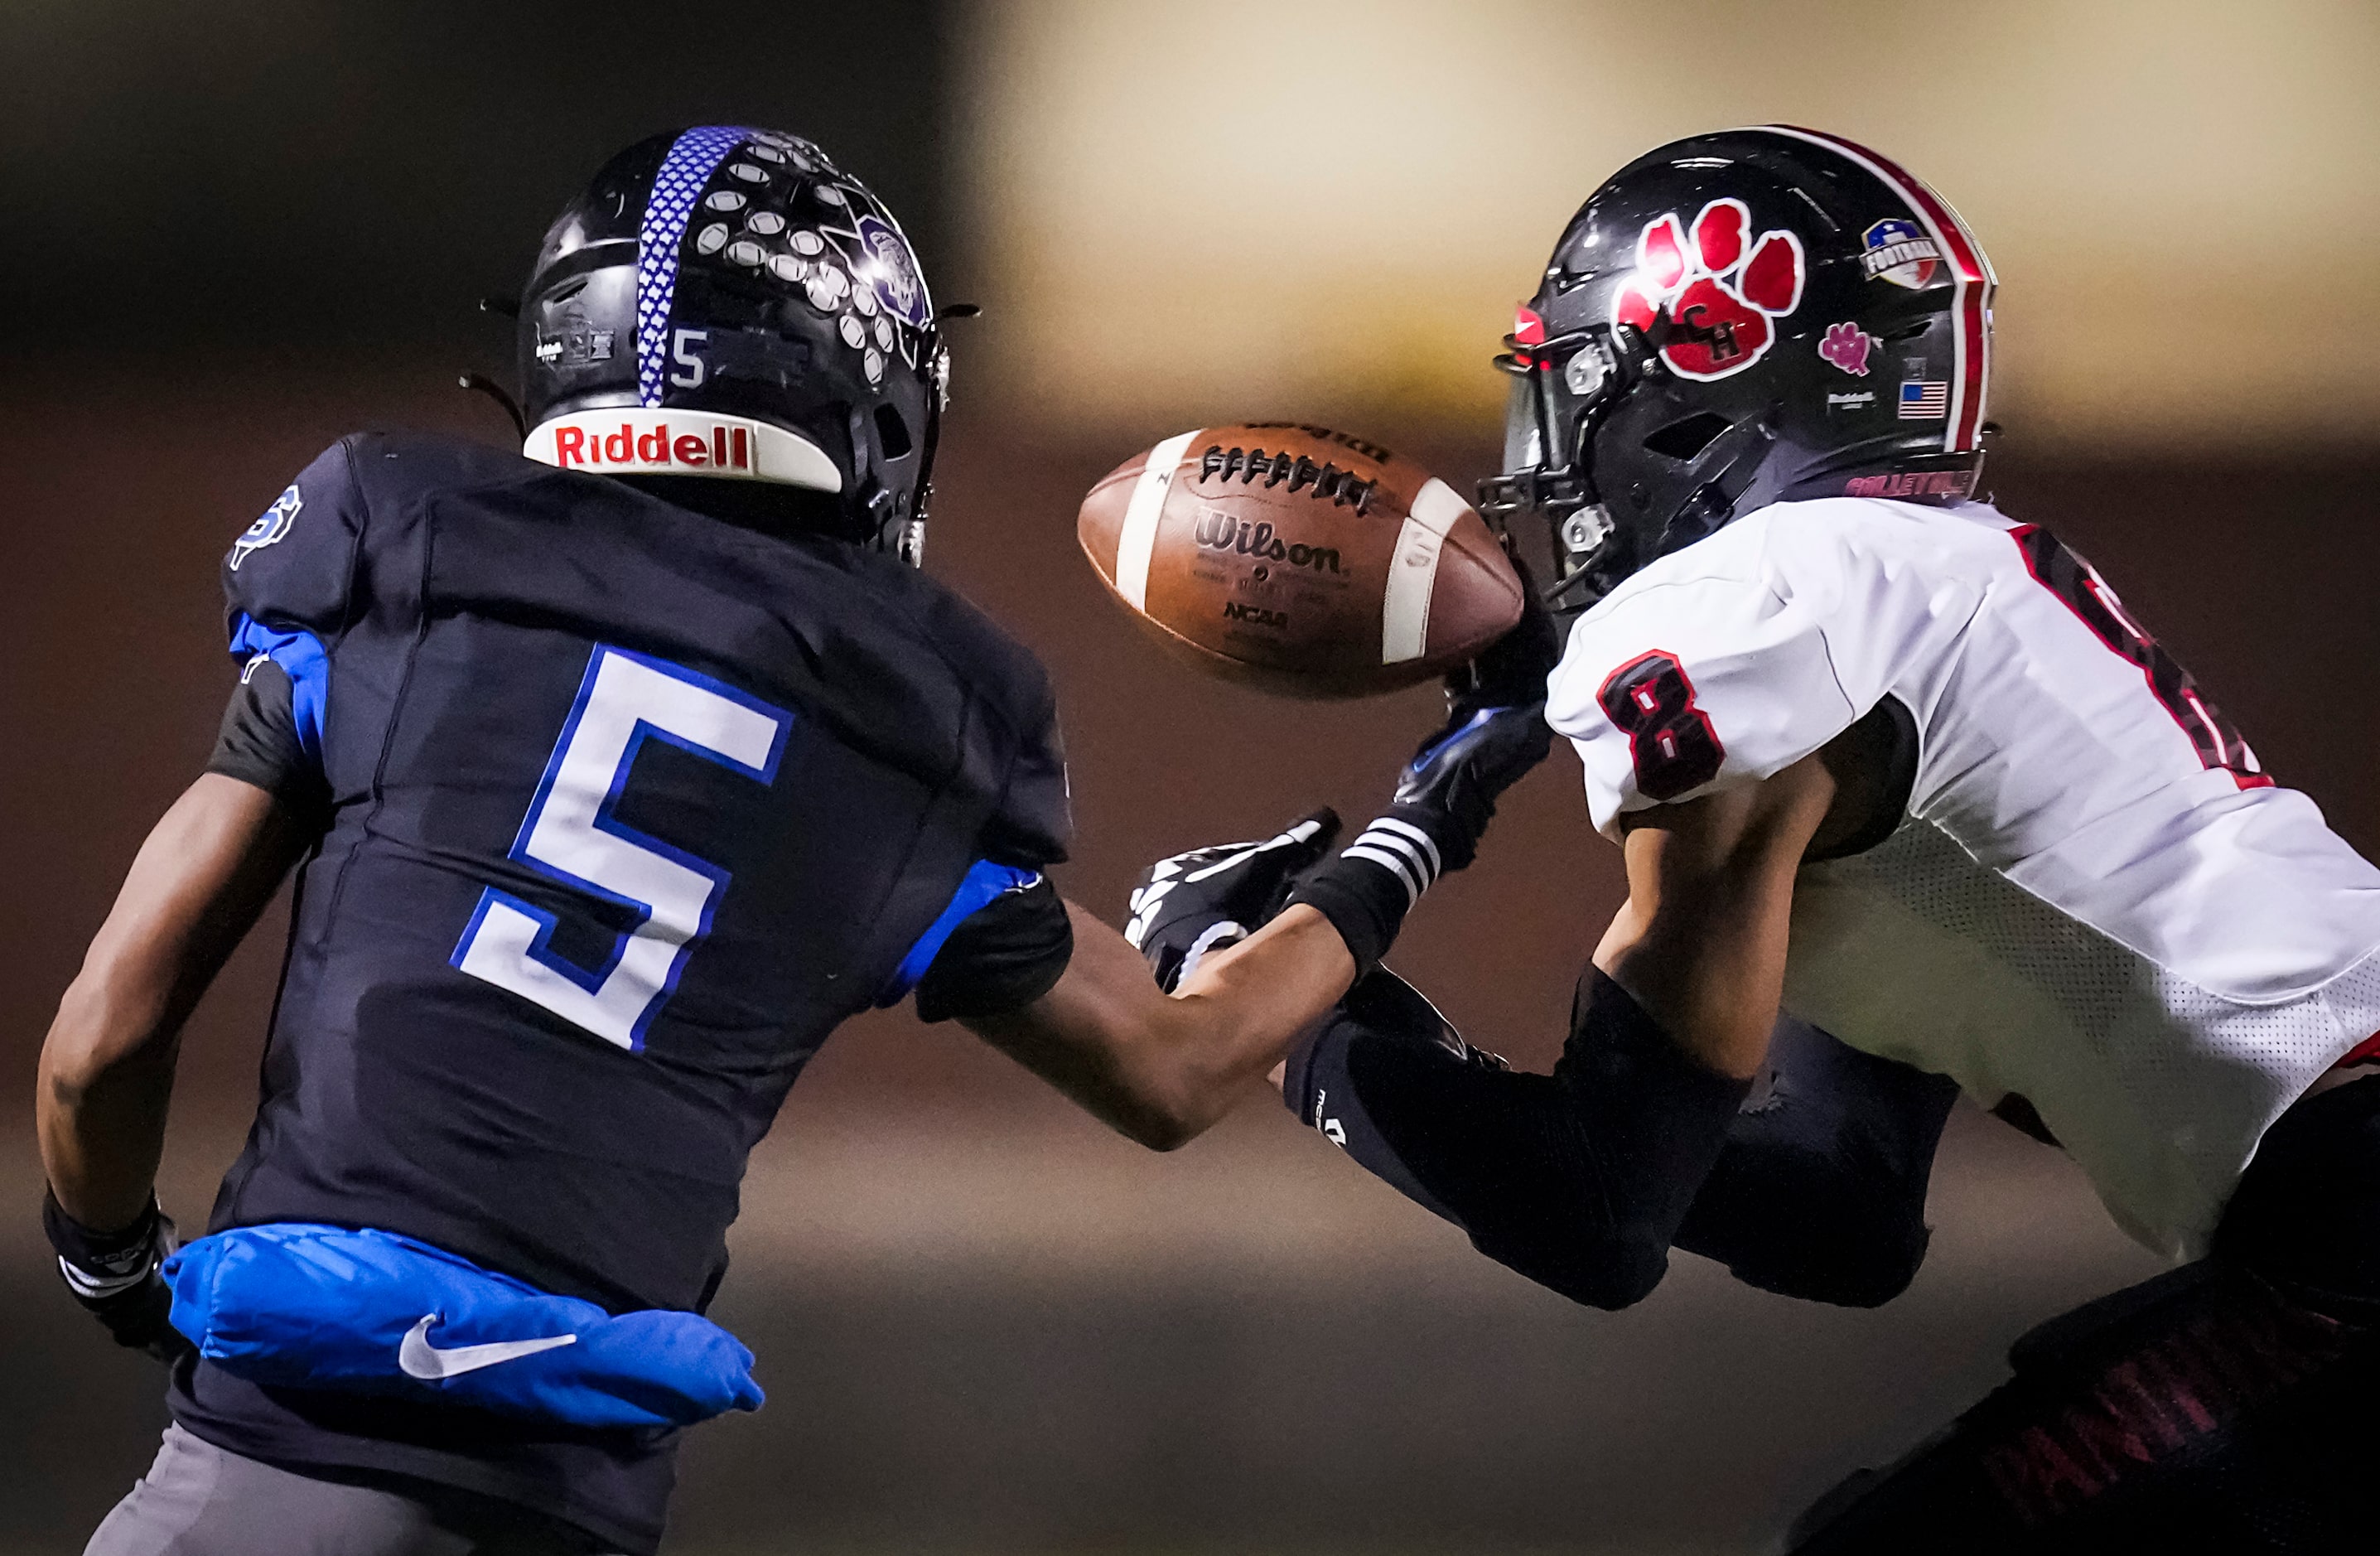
left=533, top=302, right=616, bottom=368
left=635, top=126, right=751, bottom=406
left=1818, top=321, right=1875, bottom=377
left=1860, top=218, right=1942, bottom=288
left=804, top=264, right=850, bottom=312
left=634, top=126, right=940, bottom=408
left=1612, top=198, right=1806, bottom=381
left=854, top=214, right=932, bottom=328
left=1691, top=201, right=1744, bottom=271
left=1899, top=379, right=1950, bottom=419
left=1638, top=212, right=1690, bottom=291
left=1763, top=126, right=1995, bottom=454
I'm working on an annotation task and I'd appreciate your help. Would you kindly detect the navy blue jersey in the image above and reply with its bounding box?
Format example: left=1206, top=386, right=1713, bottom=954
left=176, top=432, right=1071, bottom=1547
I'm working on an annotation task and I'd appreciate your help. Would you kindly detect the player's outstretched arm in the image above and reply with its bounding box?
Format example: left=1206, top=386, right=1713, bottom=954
left=39, top=776, right=311, bottom=1227
left=1270, top=746, right=1874, bottom=1310
left=1282, top=977, right=1956, bottom=1310
left=967, top=900, right=1356, bottom=1152
left=965, top=652, right=1553, bottom=1151
left=963, top=610, right=1556, bottom=1152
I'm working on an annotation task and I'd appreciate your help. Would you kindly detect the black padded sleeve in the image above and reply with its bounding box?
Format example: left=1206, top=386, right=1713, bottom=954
left=1287, top=968, right=1750, bottom=1311
left=1673, top=1020, right=1959, bottom=1307
left=206, top=659, right=331, bottom=824
left=914, top=875, right=1075, bottom=1023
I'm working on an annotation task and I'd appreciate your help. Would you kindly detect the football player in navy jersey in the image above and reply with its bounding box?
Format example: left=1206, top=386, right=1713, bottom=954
left=1136, top=128, right=2380, bottom=1554
left=36, top=127, right=1551, bottom=1555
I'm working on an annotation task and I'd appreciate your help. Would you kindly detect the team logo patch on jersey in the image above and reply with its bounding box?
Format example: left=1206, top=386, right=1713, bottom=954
left=229, top=484, right=302, bottom=572
left=1613, top=199, right=1805, bottom=380
left=855, top=214, right=929, bottom=328
left=1818, top=321, right=1875, bottom=377
left=1860, top=218, right=1943, bottom=289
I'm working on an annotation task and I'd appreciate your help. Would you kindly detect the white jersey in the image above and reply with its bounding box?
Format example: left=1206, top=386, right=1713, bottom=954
left=1544, top=496, right=2380, bottom=1259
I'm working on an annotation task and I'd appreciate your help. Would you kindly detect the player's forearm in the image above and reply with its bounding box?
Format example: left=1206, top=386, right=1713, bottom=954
left=1147, top=905, right=1357, bottom=1132
left=38, top=990, right=180, bottom=1232
left=973, top=903, right=1354, bottom=1150
left=37, top=776, right=303, bottom=1226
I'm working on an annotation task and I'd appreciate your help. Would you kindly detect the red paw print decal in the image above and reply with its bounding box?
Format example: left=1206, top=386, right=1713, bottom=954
left=1614, top=200, right=1806, bottom=380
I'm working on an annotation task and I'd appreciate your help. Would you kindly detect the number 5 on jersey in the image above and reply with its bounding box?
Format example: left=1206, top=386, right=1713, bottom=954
left=1598, top=650, right=1726, bottom=801
left=453, top=646, right=791, bottom=1051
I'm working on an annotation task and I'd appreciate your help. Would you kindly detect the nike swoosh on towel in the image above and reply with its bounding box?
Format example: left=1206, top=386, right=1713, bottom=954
left=398, top=1315, right=577, bottom=1380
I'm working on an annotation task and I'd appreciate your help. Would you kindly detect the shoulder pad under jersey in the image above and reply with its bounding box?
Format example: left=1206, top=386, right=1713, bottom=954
left=1545, top=509, right=1863, bottom=835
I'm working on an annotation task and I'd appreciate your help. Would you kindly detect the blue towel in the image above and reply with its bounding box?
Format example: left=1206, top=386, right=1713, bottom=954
left=164, top=1223, right=764, bottom=1431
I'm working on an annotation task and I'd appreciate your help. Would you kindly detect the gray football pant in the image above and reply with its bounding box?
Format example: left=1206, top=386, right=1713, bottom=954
left=85, top=1424, right=619, bottom=1556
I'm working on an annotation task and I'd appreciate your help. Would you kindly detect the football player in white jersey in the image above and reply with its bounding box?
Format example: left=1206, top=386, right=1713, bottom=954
left=1134, top=128, right=2380, bottom=1553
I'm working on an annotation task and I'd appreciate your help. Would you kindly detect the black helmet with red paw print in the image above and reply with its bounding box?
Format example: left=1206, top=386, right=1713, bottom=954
left=1480, top=126, right=1996, bottom=615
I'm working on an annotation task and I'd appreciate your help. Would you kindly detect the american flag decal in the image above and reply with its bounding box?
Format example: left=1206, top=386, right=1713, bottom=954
left=1899, top=379, right=1949, bottom=420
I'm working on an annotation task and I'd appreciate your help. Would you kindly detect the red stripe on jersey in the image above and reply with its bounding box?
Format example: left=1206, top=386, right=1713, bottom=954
left=1756, top=126, right=1996, bottom=456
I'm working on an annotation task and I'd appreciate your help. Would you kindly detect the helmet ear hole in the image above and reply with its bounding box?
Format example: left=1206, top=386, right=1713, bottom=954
left=872, top=403, right=914, bottom=461
left=1643, top=412, right=1732, bottom=461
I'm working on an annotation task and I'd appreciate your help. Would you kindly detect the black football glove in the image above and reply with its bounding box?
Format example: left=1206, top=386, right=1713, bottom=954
left=1287, top=582, right=1563, bottom=973
left=43, top=1190, right=191, bottom=1364
left=1383, top=566, right=1565, bottom=872
left=1125, top=809, right=1341, bottom=993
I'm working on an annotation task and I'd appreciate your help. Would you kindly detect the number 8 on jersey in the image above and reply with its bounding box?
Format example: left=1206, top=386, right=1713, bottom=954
left=1597, top=650, right=1726, bottom=801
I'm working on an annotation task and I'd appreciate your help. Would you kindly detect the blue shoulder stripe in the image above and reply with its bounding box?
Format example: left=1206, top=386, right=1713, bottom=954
left=878, top=860, right=1043, bottom=1008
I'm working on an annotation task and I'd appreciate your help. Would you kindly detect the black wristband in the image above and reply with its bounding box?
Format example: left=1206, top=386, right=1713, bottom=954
left=1285, top=854, right=1408, bottom=975
left=43, top=1190, right=165, bottom=1295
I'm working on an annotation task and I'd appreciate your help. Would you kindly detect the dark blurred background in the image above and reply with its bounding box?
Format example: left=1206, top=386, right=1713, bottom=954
left=7, top=2, right=2378, bottom=1551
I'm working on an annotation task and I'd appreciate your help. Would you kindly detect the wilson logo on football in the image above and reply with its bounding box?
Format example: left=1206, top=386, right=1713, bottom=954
left=1614, top=200, right=1805, bottom=381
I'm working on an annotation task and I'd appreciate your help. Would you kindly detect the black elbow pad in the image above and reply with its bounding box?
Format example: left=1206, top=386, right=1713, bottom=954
left=1673, top=1020, right=1959, bottom=1308
left=1499, top=1235, right=1673, bottom=1312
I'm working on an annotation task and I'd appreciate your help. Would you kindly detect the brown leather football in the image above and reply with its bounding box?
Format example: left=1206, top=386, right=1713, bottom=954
left=1077, top=423, right=1525, bottom=698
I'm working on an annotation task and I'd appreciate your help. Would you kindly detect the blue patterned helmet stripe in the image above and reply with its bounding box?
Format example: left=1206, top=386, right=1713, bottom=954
left=635, top=126, right=750, bottom=406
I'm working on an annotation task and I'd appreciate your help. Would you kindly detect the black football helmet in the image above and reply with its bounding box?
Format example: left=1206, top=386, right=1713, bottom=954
left=1479, top=126, right=1996, bottom=615
left=518, top=127, right=945, bottom=563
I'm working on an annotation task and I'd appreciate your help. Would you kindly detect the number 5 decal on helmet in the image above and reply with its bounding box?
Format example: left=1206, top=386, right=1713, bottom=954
left=1597, top=650, right=1725, bottom=801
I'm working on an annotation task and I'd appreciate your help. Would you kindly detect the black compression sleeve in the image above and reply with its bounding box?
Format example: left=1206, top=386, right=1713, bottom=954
left=1673, top=1021, right=1960, bottom=1307
left=1287, top=968, right=1750, bottom=1310
left=914, top=875, right=1075, bottom=1023
left=206, top=659, right=329, bottom=821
